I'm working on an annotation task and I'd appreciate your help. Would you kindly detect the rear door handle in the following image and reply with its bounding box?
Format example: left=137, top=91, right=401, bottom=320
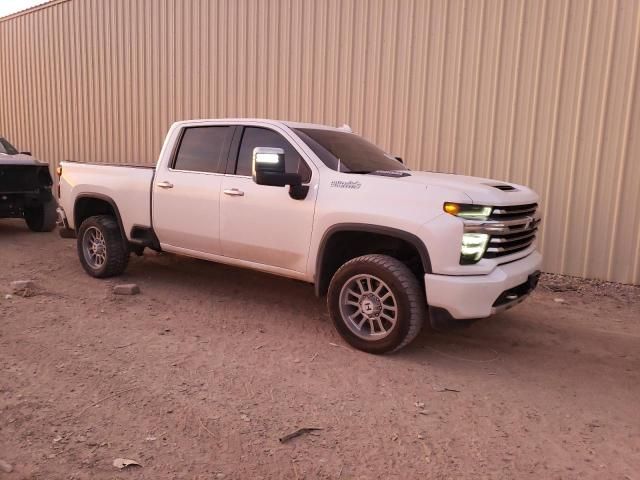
left=223, top=188, right=245, bottom=197
left=157, top=181, right=174, bottom=189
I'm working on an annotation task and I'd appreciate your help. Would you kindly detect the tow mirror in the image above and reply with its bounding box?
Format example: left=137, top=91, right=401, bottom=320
left=252, top=146, right=309, bottom=200
left=253, top=147, right=285, bottom=182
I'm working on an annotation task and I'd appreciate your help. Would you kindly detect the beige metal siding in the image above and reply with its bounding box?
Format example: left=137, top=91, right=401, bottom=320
left=1, top=0, right=639, bottom=284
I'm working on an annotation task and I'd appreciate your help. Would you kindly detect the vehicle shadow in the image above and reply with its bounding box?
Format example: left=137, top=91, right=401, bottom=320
left=123, top=250, right=638, bottom=381
left=0, top=218, right=30, bottom=233
left=125, top=250, right=329, bottom=319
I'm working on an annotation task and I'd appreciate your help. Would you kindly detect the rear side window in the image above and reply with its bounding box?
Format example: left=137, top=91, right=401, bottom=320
left=173, top=126, right=231, bottom=173
left=235, top=127, right=312, bottom=182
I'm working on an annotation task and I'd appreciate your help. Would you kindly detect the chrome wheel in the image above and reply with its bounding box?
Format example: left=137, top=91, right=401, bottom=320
left=82, top=226, right=107, bottom=269
left=338, top=274, right=398, bottom=340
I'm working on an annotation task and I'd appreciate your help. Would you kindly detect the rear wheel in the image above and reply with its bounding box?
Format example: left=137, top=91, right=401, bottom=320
left=24, top=198, right=57, bottom=232
left=328, top=254, right=425, bottom=354
left=77, top=215, right=129, bottom=278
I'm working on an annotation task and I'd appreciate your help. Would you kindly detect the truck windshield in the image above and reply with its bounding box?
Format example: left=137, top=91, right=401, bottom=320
left=294, top=128, right=407, bottom=174
left=0, top=138, right=18, bottom=155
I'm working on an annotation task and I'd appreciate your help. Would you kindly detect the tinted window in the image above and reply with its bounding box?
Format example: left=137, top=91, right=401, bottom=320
left=294, top=128, right=406, bottom=173
left=235, top=127, right=311, bottom=182
left=173, top=126, right=231, bottom=173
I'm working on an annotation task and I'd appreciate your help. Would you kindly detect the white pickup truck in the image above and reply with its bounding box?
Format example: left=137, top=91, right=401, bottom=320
left=57, top=119, right=542, bottom=353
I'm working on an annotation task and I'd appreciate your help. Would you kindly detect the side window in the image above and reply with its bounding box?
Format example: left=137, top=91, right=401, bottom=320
left=173, top=126, right=231, bottom=173
left=235, top=127, right=312, bottom=182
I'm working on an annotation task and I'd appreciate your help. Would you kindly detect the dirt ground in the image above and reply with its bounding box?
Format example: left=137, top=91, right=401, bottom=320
left=1, top=219, right=639, bottom=480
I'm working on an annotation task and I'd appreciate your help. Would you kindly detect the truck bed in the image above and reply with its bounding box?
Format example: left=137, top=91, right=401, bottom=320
left=62, top=159, right=155, bottom=169
left=58, top=161, right=155, bottom=237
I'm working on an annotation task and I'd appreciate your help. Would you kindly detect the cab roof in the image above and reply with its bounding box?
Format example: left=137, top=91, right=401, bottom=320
left=172, top=118, right=353, bottom=133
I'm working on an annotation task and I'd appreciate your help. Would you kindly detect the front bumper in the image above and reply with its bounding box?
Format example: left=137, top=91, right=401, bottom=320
left=424, top=250, right=542, bottom=320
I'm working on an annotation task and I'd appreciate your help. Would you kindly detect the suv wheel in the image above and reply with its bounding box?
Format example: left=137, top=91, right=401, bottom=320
left=24, top=198, right=57, bottom=232
left=77, top=215, right=129, bottom=278
left=328, top=254, right=425, bottom=354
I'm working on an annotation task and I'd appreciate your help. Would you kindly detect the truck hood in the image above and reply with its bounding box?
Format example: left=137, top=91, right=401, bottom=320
left=395, top=170, right=539, bottom=206
left=0, top=152, right=48, bottom=167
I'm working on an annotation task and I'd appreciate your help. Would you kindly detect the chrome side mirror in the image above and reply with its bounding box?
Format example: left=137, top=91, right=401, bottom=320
left=252, top=146, right=296, bottom=187
left=253, top=147, right=285, bottom=178
left=251, top=146, right=308, bottom=200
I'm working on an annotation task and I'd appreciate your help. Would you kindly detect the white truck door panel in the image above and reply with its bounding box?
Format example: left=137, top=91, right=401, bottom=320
left=152, top=126, right=233, bottom=254
left=219, top=176, right=317, bottom=272
left=152, top=172, right=224, bottom=253
left=219, top=126, right=317, bottom=273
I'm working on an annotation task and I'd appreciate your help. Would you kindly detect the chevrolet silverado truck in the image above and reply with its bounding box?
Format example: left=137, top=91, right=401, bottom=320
left=1, top=136, right=57, bottom=232
left=57, top=119, right=542, bottom=353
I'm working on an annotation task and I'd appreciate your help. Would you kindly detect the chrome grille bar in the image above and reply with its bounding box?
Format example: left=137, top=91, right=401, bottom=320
left=492, top=206, right=537, bottom=216
left=486, top=240, right=535, bottom=253
left=464, top=217, right=541, bottom=235
left=489, top=230, right=537, bottom=244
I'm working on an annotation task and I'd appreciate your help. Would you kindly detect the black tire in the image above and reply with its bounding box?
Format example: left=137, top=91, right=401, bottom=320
left=24, top=198, right=57, bottom=232
left=327, top=254, right=426, bottom=354
left=77, top=215, right=129, bottom=278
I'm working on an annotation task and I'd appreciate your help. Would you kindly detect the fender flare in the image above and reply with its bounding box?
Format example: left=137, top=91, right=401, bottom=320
left=74, top=193, right=126, bottom=238
left=314, top=223, right=432, bottom=296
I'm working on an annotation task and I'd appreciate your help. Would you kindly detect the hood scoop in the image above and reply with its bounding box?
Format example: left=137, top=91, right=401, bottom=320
left=369, top=170, right=412, bottom=178
left=487, top=183, right=518, bottom=192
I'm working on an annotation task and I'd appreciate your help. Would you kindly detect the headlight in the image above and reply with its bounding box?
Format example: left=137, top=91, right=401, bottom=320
left=460, top=233, right=489, bottom=264
left=444, top=202, right=493, bottom=220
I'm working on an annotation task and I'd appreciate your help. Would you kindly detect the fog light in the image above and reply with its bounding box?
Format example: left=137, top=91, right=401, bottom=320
left=460, top=233, right=489, bottom=264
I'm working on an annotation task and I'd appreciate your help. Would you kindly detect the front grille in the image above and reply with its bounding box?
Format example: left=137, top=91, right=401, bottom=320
left=0, top=165, right=51, bottom=194
left=484, top=203, right=539, bottom=259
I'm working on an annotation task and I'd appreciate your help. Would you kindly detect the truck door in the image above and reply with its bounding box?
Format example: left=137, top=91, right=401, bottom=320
left=152, top=125, right=234, bottom=254
left=219, top=126, right=318, bottom=273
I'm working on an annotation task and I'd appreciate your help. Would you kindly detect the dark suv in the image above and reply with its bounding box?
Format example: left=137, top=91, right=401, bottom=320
left=0, top=136, right=57, bottom=232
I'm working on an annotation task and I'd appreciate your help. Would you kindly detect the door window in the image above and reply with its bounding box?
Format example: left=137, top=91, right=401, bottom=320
left=235, top=127, right=311, bottom=182
left=173, top=126, right=232, bottom=173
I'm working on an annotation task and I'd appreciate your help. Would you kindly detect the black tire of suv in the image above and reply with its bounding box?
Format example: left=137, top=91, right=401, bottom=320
left=77, top=215, right=129, bottom=278
left=24, top=198, right=57, bottom=232
left=327, top=254, right=426, bottom=354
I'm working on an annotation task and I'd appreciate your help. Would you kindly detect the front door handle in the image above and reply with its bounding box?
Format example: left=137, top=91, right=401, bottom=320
left=223, top=188, right=245, bottom=197
left=157, top=181, right=174, bottom=189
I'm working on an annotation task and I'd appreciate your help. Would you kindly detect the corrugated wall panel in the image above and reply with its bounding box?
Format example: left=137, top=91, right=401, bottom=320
left=1, top=0, right=639, bottom=284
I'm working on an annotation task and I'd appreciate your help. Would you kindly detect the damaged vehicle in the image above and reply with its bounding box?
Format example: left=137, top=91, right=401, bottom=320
left=0, top=136, right=57, bottom=232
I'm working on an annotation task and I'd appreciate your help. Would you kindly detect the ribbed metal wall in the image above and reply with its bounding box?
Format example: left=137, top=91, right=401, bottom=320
left=1, top=0, right=639, bottom=284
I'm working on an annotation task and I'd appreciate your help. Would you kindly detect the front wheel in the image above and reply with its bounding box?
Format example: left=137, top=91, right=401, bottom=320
left=327, top=254, right=426, bottom=354
left=77, top=215, right=129, bottom=278
left=24, top=198, right=57, bottom=232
